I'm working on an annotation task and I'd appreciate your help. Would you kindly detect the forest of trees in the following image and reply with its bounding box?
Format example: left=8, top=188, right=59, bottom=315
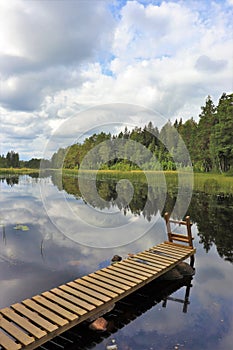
left=0, top=151, right=20, bottom=168
left=0, top=151, right=41, bottom=169
left=51, top=93, right=233, bottom=173
left=1, top=93, right=232, bottom=173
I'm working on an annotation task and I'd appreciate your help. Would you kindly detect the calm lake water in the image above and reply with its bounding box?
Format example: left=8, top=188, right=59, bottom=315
left=0, top=173, right=232, bottom=350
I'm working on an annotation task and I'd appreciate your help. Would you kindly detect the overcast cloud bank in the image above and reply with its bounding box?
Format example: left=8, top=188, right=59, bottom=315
left=0, top=0, right=232, bottom=159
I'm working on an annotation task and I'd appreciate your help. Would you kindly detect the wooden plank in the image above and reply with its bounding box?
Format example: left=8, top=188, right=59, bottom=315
left=81, top=275, right=125, bottom=294
left=58, top=285, right=104, bottom=307
left=32, top=295, right=77, bottom=322
left=147, top=253, right=177, bottom=262
left=104, top=266, right=143, bottom=283
left=107, top=264, right=147, bottom=280
left=138, top=253, right=171, bottom=267
left=140, top=251, right=175, bottom=265
left=22, top=299, right=68, bottom=327
left=98, top=269, right=140, bottom=286
left=0, top=328, right=22, bottom=350
left=87, top=273, right=129, bottom=291
left=11, top=304, right=58, bottom=333
left=156, top=247, right=190, bottom=259
left=164, top=241, right=196, bottom=251
left=128, top=258, right=161, bottom=271
left=159, top=243, right=191, bottom=253
left=151, top=245, right=182, bottom=260
left=125, top=259, right=161, bottom=273
left=77, top=278, right=118, bottom=298
left=147, top=249, right=177, bottom=262
left=52, top=287, right=98, bottom=310
left=67, top=281, right=111, bottom=302
left=158, top=242, right=192, bottom=253
left=0, top=315, right=34, bottom=346
left=109, top=263, right=151, bottom=279
left=151, top=245, right=185, bottom=258
left=168, top=219, right=187, bottom=225
left=93, top=271, right=133, bottom=289
left=135, top=253, right=170, bottom=268
left=0, top=239, right=196, bottom=350
left=162, top=242, right=195, bottom=253
left=0, top=308, right=46, bottom=339
left=43, top=290, right=91, bottom=314
left=170, top=234, right=190, bottom=243
left=117, top=261, right=153, bottom=277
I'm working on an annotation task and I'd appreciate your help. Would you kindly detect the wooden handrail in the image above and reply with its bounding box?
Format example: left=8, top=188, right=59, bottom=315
left=164, top=212, right=194, bottom=248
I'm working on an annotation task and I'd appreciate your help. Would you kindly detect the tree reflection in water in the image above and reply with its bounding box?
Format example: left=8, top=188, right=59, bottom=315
left=1, top=173, right=232, bottom=263
left=51, top=174, right=233, bottom=264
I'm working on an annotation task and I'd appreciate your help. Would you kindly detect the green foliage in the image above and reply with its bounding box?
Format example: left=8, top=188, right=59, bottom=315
left=14, top=224, right=29, bottom=231
left=0, top=155, right=8, bottom=168
left=50, top=172, right=233, bottom=262
left=4, top=92, right=232, bottom=174
left=6, top=151, right=20, bottom=168
left=0, top=151, right=50, bottom=170
left=21, top=158, right=41, bottom=168
left=52, top=93, right=232, bottom=173
left=210, top=93, right=233, bottom=172
left=195, top=95, right=217, bottom=171
left=178, top=93, right=233, bottom=173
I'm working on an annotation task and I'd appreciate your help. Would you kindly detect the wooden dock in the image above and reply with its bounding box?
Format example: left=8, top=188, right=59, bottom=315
left=0, top=214, right=196, bottom=350
left=40, top=271, right=194, bottom=349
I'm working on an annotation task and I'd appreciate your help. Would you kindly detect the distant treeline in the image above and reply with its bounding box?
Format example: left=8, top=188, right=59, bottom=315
left=0, top=151, right=43, bottom=169
left=1, top=92, right=232, bottom=173
left=51, top=92, right=233, bottom=173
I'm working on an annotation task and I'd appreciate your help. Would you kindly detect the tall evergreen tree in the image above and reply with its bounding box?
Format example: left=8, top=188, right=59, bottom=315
left=50, top=93, right=232, bottom=173
left=177, top=118, right=198, bottom=166
left=210, top=93, right=233, bottom=172
left=6, top=151, right=20, bottom=167
left=196, top=96, right=216, bottom=171
left=0, top=155, right=7, bottom=167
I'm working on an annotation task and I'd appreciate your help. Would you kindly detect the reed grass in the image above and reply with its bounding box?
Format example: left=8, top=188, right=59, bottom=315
left=1, top=168, right=232, bottom=194
left=0, top=168, right=39, bottom=174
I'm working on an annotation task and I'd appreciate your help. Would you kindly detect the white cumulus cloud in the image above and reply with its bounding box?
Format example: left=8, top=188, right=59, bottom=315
left=0, top=0, right=232, bottom=159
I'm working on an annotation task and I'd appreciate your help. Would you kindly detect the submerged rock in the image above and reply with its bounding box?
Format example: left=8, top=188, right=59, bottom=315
left=111, top=255, right=122, bottom=264
left=176, top=262, right=195, bottom=276
left=87, top=303, right=115, bottom=322
left=89, top=317, right=108, bottom=331
left=160, top=268, right=183, bottom=280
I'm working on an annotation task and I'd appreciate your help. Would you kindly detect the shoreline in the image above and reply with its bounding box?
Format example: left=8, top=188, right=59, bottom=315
left=1, top=168, right=232, bottom=194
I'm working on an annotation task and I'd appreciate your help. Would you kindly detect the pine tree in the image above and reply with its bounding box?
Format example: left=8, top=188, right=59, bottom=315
left=6, top=151, right=20, bottom=168
left=196, top=96, right=216, bottom=171
left=210, top=93, right=233, bottom=172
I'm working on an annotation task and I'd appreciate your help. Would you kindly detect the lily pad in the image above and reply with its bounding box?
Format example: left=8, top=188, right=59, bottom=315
left=14, top=224, right=29, bottom=231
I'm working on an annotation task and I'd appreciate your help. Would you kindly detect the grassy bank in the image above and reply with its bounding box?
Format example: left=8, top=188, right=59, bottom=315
left=1, top=168, right=233, bottom=194
left=0, top=168, right=39, bottom=174
left=193, top=172, right=233, bottom=194
left=62, top=169, right=233, bottom=194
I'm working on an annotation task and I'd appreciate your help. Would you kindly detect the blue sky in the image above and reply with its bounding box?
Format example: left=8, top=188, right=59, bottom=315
left=0, top=0, right=232, bottom=159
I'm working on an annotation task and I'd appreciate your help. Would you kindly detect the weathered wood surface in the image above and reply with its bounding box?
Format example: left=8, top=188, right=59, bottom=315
left=164, top=212, right=194, bottom=248
left=0, top=242, right=195, bottom=350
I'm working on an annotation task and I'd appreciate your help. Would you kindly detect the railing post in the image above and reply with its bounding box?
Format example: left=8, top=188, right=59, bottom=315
left=164, top=212, right=172, bottom=242
left=185, top=216, right=193, bottom=248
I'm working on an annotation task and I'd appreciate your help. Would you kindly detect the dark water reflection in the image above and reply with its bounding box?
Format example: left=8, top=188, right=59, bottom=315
left=0, top=174, right=233, bottom=350
left=52, top=173, right=233, bottom=263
